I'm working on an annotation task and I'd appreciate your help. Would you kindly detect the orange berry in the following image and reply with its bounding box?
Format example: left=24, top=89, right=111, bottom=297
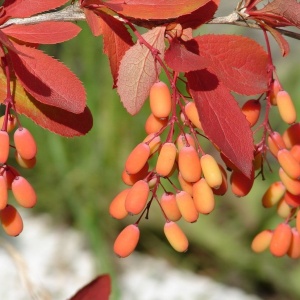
left=113, top=224, right=140, bottom=258
left=156, top=142, right=177, bottom=177
left=279, top=168, right=300, bottom=195
left=15, top=151, right=36, bottom=169
left=109, top=188, right=130, bottom=219
left=287, top=228, right=300, bottom=259
left=241, top=99, right=261, bottom=127
left=143, top=133, right=161, bottom=155
left=267, top=131, right=286, bottom=157
left=200, top=154, right=222, bottom=189
left=14, top=127, right=37, bottom=160
left=276, top=91, right=297, bottom=124
left=192, top=178, right=215, bottom=214
left=212, top=164, right=228, bottom=196
left=177, top=172, right=193, bottom=196
left=0, top=114, right=17, bottom=132
left=175, top=190, right=198, bottom=223
left=277, top=149, right=300, bottom=179
left=0, top=205, right=23, bottom=236
left=176, top=133, right=196, bottom=151
left=125, top=143, right=150, bottom=175
left=184, top=101, right=202, bottom=130
left=125, top=180, right=149, bottom=215
left=164, top=221, right=188, bottom=252
left=2, top=166, right=20, bottom=189
left=160, top=192, right=181, bottom=221
left=290, top=145, right=300, bottom=163
left=149, top=81, right=172, bottom=118
left=283, top=123, right=300, bottom=149
left=122, top=162, right=149, bottom=186
left=178, top=146, right=201, bottom=183
left=145, top=113, right=168, bottom=134
left=296, top=210, right=300, bottom=233
left=269, top=223, right=292, bottom=257
left=262, top=181, right=286, bottom=208
left=0, top=130, right=9, bottom=164
left=0, top=176, right=8, bottom=210
left=251, top=229, right=273, bottom=253
left=269, top=79, right=281, bottom=106
left=283, top=191, right=300, bottom=208
left=11, top=176, right=37, bottom=208
left=276, top=198, right=292, bottom=219
left=230, top=169, right=254, bottom=197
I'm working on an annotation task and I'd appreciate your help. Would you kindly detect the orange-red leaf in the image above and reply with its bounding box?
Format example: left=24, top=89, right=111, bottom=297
left=117, top=26, right=165, bottom=115
left=187, top=70, right=254, bottom=178
left=9, top=43, right=86, bottom=114
left=84, top=8, right=103, bottom=36
left=3, top=0, right=69, bottom=18
left=2, top=22, right=81, bottom=44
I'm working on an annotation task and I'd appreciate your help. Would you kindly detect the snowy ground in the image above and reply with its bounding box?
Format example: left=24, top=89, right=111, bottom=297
left=0, top=213, right=262, bottom=300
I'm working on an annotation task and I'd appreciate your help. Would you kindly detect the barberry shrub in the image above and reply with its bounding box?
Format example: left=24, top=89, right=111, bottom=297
left=1, top=0, right=300, bottom=299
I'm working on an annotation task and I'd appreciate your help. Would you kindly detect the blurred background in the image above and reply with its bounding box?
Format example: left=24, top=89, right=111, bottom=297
left=1, top=1, right=300, bottom=299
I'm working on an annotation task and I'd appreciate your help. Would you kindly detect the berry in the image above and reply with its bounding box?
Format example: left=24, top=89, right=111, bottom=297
left=0, top=130, right=9, bottom=164
left=287, top=228, right=300, bottom=259
left=200, top=154, right=222, bottom=189
left=241, top=99, right=261, bottom=127
left=14, top=127, right=37, bottom=160
left=251, top=230, right=273, bottom=253
left=160, top=192, right=181, bottom=221
left=125, top=143, right=150, bottom=175
left=0, top=205, right=23, bottom=236
left=269, top=223, right=292, bottom=257
left=192, top=178, right=215, bottom=214
left=276, top=91, right=297, bottom=124
left=109, top=188, right=130, bottom=219
left=184, top=101, right=202, bottom=130
left=164, top=221, right=188, bottom=252
left=145, top=113, right=168, bottom=134
left=156, top=142, right=177, bottom=177
left=277, top=149, right=300, bottom=179
left=0, top=176, right=8, bottom=210
left=15, top=151, right=36, bottom=169
left=262, top=181, right=286, bottom=208
left=230, top=169, right=254, bottom=197
left=175, top=190, right=198, bottom=223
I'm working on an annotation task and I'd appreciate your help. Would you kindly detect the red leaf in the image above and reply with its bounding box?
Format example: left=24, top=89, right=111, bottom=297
left=69, top=275, right=111, bottom=300
left=0, top=67, right=92, bottom=137
left=84, top=8, right=103, bottom=36
left=187, top=70, right=254, bottom=178
left=2, top=22, right=81, bottom=44
left=249, top=0, right=300, bottom=28
left=3, top=0, right=69, bottom=18
left=165, top=38, right=208, bottom=72
left=176, top=0, right=220, bottom=29
left=186, top=35, right=269, bottom=95
left=117, top=26, right=165, bottom=115
left=99, top=12, right=134, bottom=88
left=103, top=0, right=210, bottom=21
left=9, top=43, right=86, bottom=114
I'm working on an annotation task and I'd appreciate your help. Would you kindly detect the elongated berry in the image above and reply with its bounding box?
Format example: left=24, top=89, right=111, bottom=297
left=290, top=145, right=300, bottom=163
left=145, top=113, right=168, bottom=134
left=122, top=162, right=149, bottom=186
left=12, top=176, right=37, bottom=208
left=279, top=168, right=300, bottom=195
left=14, top=127, right=37, bottom=160
left=241, top=99, right=261, bottom=127
left=184, top=101, right=202, bottom=130
left=230, top=169, right=254, bottom=197
left=276, top=198, right=292, bottom=219
left=296, top=210, right=300, bottom=233
left=15, top=151, right=36, bottom=169
left=262, top=181, right=286, bottom=208
left=268, top=131, right=286, bottom=157
left=287, top=228, right=300, bottom=259
left=156, top=142, right=177, bottom=177
left=113, top=224, right=140, bottom=258
left=277, top=149, right=300, bottom=179
left=125, top=143, right=150, bottom=175
left=269, top=223, right=292, bottom=257
left=283, top=123, right=300, bottom=148
left=269, top=79, right=280, bottom=105
left=149, top=81, right=172, bottom=118
left=178, top=146, right=201, bottom=183
left=175, top=190, right=198, bottom=223
left=212, top=164, right=228, bottom=196
left=0, top=205, right=23, bottom=236
left=0, top=130, right=9, bottom=164
left=276, top=91, right=297, bottom=124
left=143, top=133, right=161, bottom=155
left=0, top=176, right=8, bottom=210
left=0, top=114, right=17, bottom=132
left=160, top=192, right=181, bottom=221
left=2, top=166, right=20, bottom=189
left=125, top=180, right=149, bottom=215
left=109, top=188, right=130, bottom=219
left=192, top=178, right=215, bottom=214
left=200, top=154, right=222, bottom=189
left=283, top=191, right=300, bottom=208
left=251, top=230, right=273, bottom=253
left=164, top=221, right=188, bottom=252
left=177, top=172, right=193, bottom=196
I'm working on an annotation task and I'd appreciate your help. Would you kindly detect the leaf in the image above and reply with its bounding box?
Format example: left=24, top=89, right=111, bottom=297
left=2, top=22, right=81, bottom=44
left=187, top=69, right=254, bottom=178
left=251, top=0, right=300, bottom=28
left=0, top=67, right=92, bottom=137
left=103, top=0, right=210, bottom=21
left=165, top=38, right=208, bottom=72
left=176, top=0, right=220, bottom=29
left=186, top=35, right=269, bottom=95
left=3, top=0, right=69, bottom=18
left=9, top=43, right=86, bottom=114
left=98, top=12, right=134, bottom=88
left=69, top=275, right=111, bottom=300
left=84, top=8, right=103, bottom=36
left=117, top=26, right=165, bottom=115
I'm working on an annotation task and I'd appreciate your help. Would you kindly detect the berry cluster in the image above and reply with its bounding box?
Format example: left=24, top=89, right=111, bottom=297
left=0, top=109, right=37, bottom=237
